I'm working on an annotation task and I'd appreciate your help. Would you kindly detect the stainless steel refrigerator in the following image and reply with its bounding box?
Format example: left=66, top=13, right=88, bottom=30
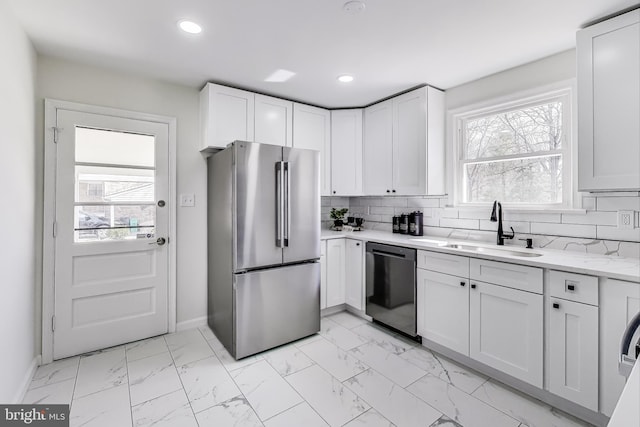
left=207, top=141, right=321, bottom=359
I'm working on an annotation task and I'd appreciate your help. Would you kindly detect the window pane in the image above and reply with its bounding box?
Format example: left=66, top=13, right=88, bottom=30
left=75, top=127, right=155, bottom=167
left=464, top=156, right=562, bottom=204
left=76, top=165, right=154, bottom=203
left=464, top=101, right=563, bottom=160
left=74, top=205, right=155, bottom=242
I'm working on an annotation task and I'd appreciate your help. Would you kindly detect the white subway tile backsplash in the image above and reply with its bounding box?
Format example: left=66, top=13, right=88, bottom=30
left=530, top=222, right=597, bottom=239
left=562, top=211, right=617, bottom=226
left=370, top=206, right=395, bottom=215
left=459, top=209, right=492, bottom=220
left=441, top=208, right=459, bottom=219
left=596, top=226, right=640, bottom=242
left=479, top=220, right=530, bottom=234
left=503, top=212, right=562, bottom=223
left=581, top=196, right=596, bottom=211
left=330, top=197, right=350, bottom=207
left=407, top=198, right=441, bottom=208
left=439, top=218, right=479, bottom=230
left=597, top=196, right=640, bottom=211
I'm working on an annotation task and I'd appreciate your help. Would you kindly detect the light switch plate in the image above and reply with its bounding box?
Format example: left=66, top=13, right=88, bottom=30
left=617, top=210, right=634, bottom=230
left=180, top=193, right=195, bottom=207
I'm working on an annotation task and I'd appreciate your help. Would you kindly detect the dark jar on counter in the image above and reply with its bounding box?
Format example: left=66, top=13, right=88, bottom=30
left=399, top=214, right=409, bottom=234
left=392, top=216, right=400, bottom=233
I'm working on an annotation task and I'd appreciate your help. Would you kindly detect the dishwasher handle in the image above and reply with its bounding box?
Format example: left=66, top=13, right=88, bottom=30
left=366, top=242, right=416, bottom=261
left=372, top=249, right=407, bottom=259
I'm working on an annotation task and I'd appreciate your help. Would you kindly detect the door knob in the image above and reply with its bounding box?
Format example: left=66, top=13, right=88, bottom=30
left=150, top=237, right=166, bottom=246
left=157, top=200, right=166, bottom=207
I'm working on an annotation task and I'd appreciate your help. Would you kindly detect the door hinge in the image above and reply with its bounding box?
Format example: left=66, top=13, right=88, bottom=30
left=51, top=316, right=56, bottom=332
left=53, top=221, right=57, bottom=238
left=51, top=127, right=60, bottom=143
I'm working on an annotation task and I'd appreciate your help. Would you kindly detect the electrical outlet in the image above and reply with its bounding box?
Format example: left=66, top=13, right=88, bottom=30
left=180, top=193, right=195, bottom=207
left=618, top=210, right=634, bottom=230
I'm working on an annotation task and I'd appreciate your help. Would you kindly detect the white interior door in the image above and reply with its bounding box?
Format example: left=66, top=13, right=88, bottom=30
left=53, top=109, right=170, bottom=359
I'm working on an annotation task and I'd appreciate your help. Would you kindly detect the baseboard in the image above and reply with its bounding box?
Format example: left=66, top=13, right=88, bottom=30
left=176, top=316, right=208, bottom=332
left=13, top=355, right=41, bottom=404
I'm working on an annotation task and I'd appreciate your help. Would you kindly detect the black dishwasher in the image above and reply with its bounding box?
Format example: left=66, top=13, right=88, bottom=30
left=365, top=242, right=418, bottom=339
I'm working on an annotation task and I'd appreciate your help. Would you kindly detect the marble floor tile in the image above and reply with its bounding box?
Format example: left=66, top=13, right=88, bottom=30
left=400, top=347, right=488, bottom=394
left=195, top=395, right=263, bottom=427
left=231, top=360, right=303, bottom=421
left=131, top=389, right=198, bottom=427
left=207, top=334, right=263, bottom=372
left=177, top=355, right=242, bottom=413
left=343, top=409, right=395, bottom=427
left=126, top=336, right=168, bottom=362
left=198, top=324, right=216, bottom=341
left=28, top=356, right=79, bottom=390
left=319, top=317, right=368, bottom=351
left=299, top=338, right=367, bottom=381
left=22, top=378, right=75, bottom=405
left=344, top=369, right=442, bottom=427
left=407, top=375, right=520, bottom=427
left=351, top=323, right=415, bottom=355
left=286, top=365, right=369, bottom=427
left=430, top=415, right=464, bottom=427
left=74, top=346, right=127, bottom=398
left=127, top=351, right=183, bottom=406
left=165, top=331, right=214, bottom=366
left=292, top=333, right=324, bottom=348
left=472, top=380, right=591, bottom=427
left=263, top=402, right=329, bottom=427
left=70, top=383, right=132, bottom=427
left=326, top=312, right=369, bottom=329
left=350, top=342, right=426, bottom=387
left=262, top=343, right=315, bottom=377
left=164, top=329, right=205, bottom=347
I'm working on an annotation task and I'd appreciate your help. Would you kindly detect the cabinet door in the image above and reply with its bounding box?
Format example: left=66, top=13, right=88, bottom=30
left=363, top=100, right=393, bottom=195
left=392, top=88, right=426, bottom=195
left=418, top=269, right=469, bottom=355
left=200, top=83, right=254, bottom=149
left=330, top=109, right=363, bottom=196
left=577, top=10, right=640, bottom=191
left=345, top=239, right=364, bottom=310
left=320, top=241, right=327, bottom=310
left=600, top=278, right=640, bottom=416
left=325, top=239, right=346, bottom=307
left=548, top=298, right=598, bottom=411
left=470, top=281, right=543, bottom=387
left=293, top=103, right=331, bottom=195
left=254, top=94, right=293, bottom=147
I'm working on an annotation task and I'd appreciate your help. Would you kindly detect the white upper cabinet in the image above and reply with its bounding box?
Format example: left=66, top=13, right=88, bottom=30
left=577, top=9, right=640, bottom=191
left=363, top=86, right=445, bottom=196
left=254, top=94, right=293, bottom=147
left=200, top=83, right=254, bottom=149
left=331, top=109, right=363, bottom=196
left=293, top=103, right=332, bottom=196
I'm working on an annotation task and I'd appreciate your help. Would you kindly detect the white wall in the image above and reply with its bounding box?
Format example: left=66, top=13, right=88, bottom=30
left=0, top=0, right=38, bottom=402
left=35, top=56, right=208, bottom=352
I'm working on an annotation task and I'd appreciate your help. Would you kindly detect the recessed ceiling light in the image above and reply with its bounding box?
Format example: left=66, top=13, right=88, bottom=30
left=343, top=1, right=366, bottom=14
left=265, top=69, right=296, bottom=82
left=178, top=20, right=202, bottom=34
left=337, top=74, right=354, bottom=83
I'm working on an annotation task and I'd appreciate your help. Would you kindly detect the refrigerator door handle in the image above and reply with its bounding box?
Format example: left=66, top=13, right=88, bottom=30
left=284, top=161, right=291, bottom=247
left=275, top=161, right=284, bottom=248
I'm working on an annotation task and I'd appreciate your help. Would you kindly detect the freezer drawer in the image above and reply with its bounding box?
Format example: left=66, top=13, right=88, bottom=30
left=234, top=262, right=320, bottom=359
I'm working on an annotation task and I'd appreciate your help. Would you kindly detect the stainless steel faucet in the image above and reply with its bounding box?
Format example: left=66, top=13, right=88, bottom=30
left=490, top=201, right=515, bottom=245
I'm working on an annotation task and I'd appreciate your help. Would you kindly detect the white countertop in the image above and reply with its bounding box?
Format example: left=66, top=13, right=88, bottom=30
left=321, top=229, right=640, bottom=283
left=608, top=360, right=639, bottom=427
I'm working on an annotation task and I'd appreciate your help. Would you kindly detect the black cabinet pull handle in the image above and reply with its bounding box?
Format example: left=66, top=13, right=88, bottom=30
left=567, top=284, right=575, bottom=291
left=553, top=302, right=560, bottom=309
left=471, top=283, right=476, bottom=289
left=460, top=281, right=465, bottom=287
left=356, top=243, right=360, bottom=246
left=386, top=189, right=390, bottom=193
left=392, top=189, right=396, bottom=193
left=333, top=191, right=336, bottom=194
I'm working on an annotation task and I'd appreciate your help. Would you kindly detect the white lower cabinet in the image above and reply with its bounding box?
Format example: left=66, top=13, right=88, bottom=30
left=548, top=298, right=599, bottom=411
left=417, top=269, right=469, bottom=355
left=320, top=241, right=327, bottom=310
left=469, top=280, right=543, bottom=388
left=345, top=239, right=364, bottom=310
left=325, top=239, right=346, bottom=308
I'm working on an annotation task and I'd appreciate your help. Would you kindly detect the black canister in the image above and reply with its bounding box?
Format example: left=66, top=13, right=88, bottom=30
left=392, top=216, right=400, bottom=233
left=409, top=211, right=424, bottom=236
left=399, top=214, right=409, bottom=234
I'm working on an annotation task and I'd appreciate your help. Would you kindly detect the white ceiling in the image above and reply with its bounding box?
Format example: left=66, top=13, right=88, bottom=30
left=6, top=0, right=639, bottom=108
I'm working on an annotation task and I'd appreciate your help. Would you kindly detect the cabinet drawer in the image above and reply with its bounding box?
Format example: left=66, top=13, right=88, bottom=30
left=549, top=270, right=598, bottom=306
left=417, top=250, right=469, bottom=277
left=470, top=259, right=542, bottom=294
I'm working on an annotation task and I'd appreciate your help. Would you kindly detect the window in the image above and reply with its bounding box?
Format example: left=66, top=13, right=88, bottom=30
left=454, top=88, right=572, bottom=207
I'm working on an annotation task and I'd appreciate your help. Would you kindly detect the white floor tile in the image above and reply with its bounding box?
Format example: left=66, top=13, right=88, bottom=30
left=429, top=415, right=464, bottom=427
left=299, top=338, right=368, bottom=381
left=126, top=336, right=168, bottom=362
left=177, top=355, right=242, bottom=413
left=198, top=324, right=216, bottom=341
left=262, top=343, right=315, bottom=377
left=472, top=380, right=591, bottom=427
left=207, top=335, right=263, bottom=372
left=319, top=318, right=368, bottom=351
left=132, top=389, right=198, bottom=427
left=350, top=342, right=426, bottom=387
left=407, top=375, right=520, bottom=427
left=351, top=323, right=415, bottom=354
left=164, top=329, right=204, bottom=347
left=326, top=312, right=369, bottom=329
left=74, top=347, right=127, bottom=398
left=263, top=402, right=329, bottom=427
left=195, top=395, right=263, bottom=427
left=292, top=333, right=324, bottom=348
left=70, top=383, right=132, bottom=427
left=22, top=378, right=75, bottom=405
left=28, top=356, right=79, bottom=390
left=400, top=347, right=488, bottom=393
left=344, top=369, right=442, bottom=427
left=286, top=365, right=369, bottom=427
left=165, top=330, right=214, bottom=366
left=231, top=360, right=303, bottom=420
left=127, top=351, right=182, bottom=406
left=343, top=409, right=395, bottom=427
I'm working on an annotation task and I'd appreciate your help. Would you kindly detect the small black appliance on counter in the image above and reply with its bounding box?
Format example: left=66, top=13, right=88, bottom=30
left=409, top=211, right=423, bottom=236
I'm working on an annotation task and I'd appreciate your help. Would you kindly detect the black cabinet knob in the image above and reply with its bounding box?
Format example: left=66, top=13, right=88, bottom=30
left=460, top=281, right=466, bottom=287
left=567, top=284, right=576, bottom=291
left=386, top=189, right=390, bottom=193
left=553, top=302, right=560, bottom=309
left=471, top=283, right=476, bottom=289
left=356, top=243, right=360, bottom=246
left=392, top=189, right=396, bottom=193
left=333, top=191, right=336, bottom=194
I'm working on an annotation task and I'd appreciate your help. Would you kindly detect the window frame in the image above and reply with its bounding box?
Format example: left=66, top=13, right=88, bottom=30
left=451, top=84, right=575, bottom=209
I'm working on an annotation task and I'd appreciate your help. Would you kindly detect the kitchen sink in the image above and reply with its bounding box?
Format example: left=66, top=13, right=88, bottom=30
left=409, top=238, right=448, bottom=246
left=444, top=243, right=543, bottom=258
